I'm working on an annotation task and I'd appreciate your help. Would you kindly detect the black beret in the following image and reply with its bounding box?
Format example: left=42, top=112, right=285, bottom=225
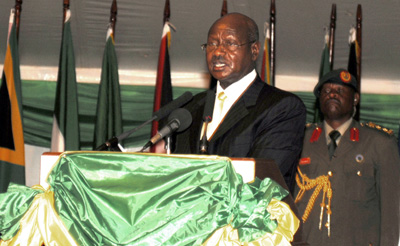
left=314, top=69, right=358, bottom=97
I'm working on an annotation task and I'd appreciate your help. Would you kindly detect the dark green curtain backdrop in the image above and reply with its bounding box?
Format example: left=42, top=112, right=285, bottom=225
left=17, top=80, right=400, bottom=149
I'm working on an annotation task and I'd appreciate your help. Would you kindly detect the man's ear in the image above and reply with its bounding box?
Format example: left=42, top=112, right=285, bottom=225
left=251, top=41, right=260, bottom=61
left=353, top=92, right=360, bottom=106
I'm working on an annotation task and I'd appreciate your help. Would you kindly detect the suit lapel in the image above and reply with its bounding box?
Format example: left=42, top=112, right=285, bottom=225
left=210, top=77, right=263, bottom=143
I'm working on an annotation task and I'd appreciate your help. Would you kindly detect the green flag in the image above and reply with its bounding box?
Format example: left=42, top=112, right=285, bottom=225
left=51, top=10, right=80, bottom=151
left=313, top=32, right=331, bottom=123
left=0, top=10, right=25, bottom=192
left=93, top=27, right=122, bottom=150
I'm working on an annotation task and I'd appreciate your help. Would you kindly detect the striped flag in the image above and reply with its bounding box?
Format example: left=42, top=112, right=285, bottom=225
left=51, top=10, right=80, bottom=152
left=0, top=9, right=25, bottom=192
left=150, top=22, right=173, bottom=152
left=261, top=22, right=271, bottom=85
left=347, top=26, right=361, bottom=120
left=347, top=27, right=360, bottom=81
left=93, top=26, right=122, bottom=150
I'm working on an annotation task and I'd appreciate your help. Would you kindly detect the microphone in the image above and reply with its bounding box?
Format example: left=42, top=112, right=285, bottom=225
left=152, top=91, right=193, bottom=121
left=95, top=92, right=193, bottom=150
left=199, top=90, right=215, bottom=154
left=141, top=108, right=192, bottom=151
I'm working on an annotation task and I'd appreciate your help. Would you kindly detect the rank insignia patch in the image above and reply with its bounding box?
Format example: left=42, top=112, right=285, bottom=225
left=310, top=127, right=322, bottom=143
left=299, top=157, right=311, bottom=165
left=350, top=127, right=359, bottom=141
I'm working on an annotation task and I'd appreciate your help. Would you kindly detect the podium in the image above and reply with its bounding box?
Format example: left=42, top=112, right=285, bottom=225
left=38, top=152, right=304, bottom=244
left=0, top=152, right=303, bottom=245
left=41, top=153, right=258, bottom=187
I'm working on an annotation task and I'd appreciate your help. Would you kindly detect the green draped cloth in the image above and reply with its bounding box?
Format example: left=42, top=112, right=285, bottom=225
left=1, top=152, right=292, bottom=245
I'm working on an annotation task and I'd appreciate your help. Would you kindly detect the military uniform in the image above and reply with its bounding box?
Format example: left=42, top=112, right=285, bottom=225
left=295, top=120, right=400, bottom=245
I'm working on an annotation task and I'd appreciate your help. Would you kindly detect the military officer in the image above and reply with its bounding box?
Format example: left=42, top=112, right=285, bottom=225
left=294, top=69, right=400, bottom=245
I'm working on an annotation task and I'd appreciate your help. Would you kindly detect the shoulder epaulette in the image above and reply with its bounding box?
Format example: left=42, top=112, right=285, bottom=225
left=360, top=122, right=394, bottom=136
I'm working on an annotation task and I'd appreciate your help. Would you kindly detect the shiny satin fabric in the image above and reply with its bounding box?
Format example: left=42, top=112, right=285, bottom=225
left=0, top=184, right=42, bottom=240
left=202, top=199, right=299, bottom=246
left=1, top=152, right=298, bottom=245
left=0, top=185, right=78, bottom=246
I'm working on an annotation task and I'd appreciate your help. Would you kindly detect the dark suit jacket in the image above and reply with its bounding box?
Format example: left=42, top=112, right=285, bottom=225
left=295, top=120, right=400, bottom=245
left=174, top=76, right=306, bottom=193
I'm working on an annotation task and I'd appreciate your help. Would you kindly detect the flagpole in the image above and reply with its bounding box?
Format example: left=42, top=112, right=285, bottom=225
left=14, top=0, right=22, bottom=42
left=269, top=0, right=276, bottom=86
left=355, top=4, right=362, bottom=121
left=150, top=0, right=173, bottom=153
left=221, top=0, right=227, bottom=16
left=328, top=4, right=336, bottom=69
left=164, top=0, right=170, bottom=23
left=110, top=0, right=117, bottom=39
left=63, top=0, right=69, bottom=24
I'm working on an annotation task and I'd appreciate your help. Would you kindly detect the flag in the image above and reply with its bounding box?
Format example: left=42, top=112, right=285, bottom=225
left=0, top=9, right=25, bottom=192
left=347, top=26, right=361, bottom=120
left=93, top=26, right=122, bottom=150
left=313, top=30, right=331, bottom=123
left=319, top=31, right=331, bottom=79
left=51, top=10, right=80, bottom=152
left=347, top=27, right=360, bottom=81
left=261, top=22, right=272, bottom=85
left=150, top=22, right=173, bottom=152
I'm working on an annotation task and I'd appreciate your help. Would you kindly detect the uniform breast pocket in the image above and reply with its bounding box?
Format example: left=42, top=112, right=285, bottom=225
left=343, top=157, right=376, bottom=202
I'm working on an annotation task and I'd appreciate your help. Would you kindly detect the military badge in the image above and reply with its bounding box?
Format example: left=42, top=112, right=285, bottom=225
left=355, top=154, right=364, bottom=163
left=340, top=71, right=351, bottom=83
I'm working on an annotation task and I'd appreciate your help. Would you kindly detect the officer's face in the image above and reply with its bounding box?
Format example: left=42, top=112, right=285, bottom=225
left=205, top=16, right=259, bottom=89
left=319, top=83, right=359, bottom=122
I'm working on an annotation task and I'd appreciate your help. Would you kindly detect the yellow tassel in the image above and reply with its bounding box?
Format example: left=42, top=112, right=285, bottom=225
left=295, top=167, right=333, bottom=236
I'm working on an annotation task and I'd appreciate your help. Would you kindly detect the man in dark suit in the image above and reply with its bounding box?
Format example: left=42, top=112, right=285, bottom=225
left=294, top=69, right=400, bottom=245
left=173, top=13, right=306, bottom=193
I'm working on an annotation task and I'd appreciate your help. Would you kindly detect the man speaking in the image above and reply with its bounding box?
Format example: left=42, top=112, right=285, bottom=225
left=174, top=13, right=306, bottom=193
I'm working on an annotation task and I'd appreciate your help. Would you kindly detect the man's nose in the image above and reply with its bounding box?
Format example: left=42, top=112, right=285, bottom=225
left=213, top=43, right=227, bottom=54
left=328, top=89, right=339, bottom=98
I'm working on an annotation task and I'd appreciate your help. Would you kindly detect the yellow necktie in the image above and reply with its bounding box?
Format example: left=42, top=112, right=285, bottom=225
left=206, top=91, right=227, bottom=139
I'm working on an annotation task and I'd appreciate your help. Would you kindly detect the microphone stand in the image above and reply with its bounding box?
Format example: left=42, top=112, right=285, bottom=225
left=95, top=117, right=155, bottom=151
left=164, top=136, right=172, bottom=154
left=199, top=122, right=209, bottom=154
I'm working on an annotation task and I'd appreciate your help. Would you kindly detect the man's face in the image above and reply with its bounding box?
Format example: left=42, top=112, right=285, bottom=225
left=205, top=18, right=259, bottom=88
left=319, top=83, right=359, bottom=122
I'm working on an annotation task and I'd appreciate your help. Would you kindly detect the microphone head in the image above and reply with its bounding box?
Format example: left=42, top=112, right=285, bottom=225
left=153, top=91, right=193, bottom=120
left=167, top=108, right=192, bottom=133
